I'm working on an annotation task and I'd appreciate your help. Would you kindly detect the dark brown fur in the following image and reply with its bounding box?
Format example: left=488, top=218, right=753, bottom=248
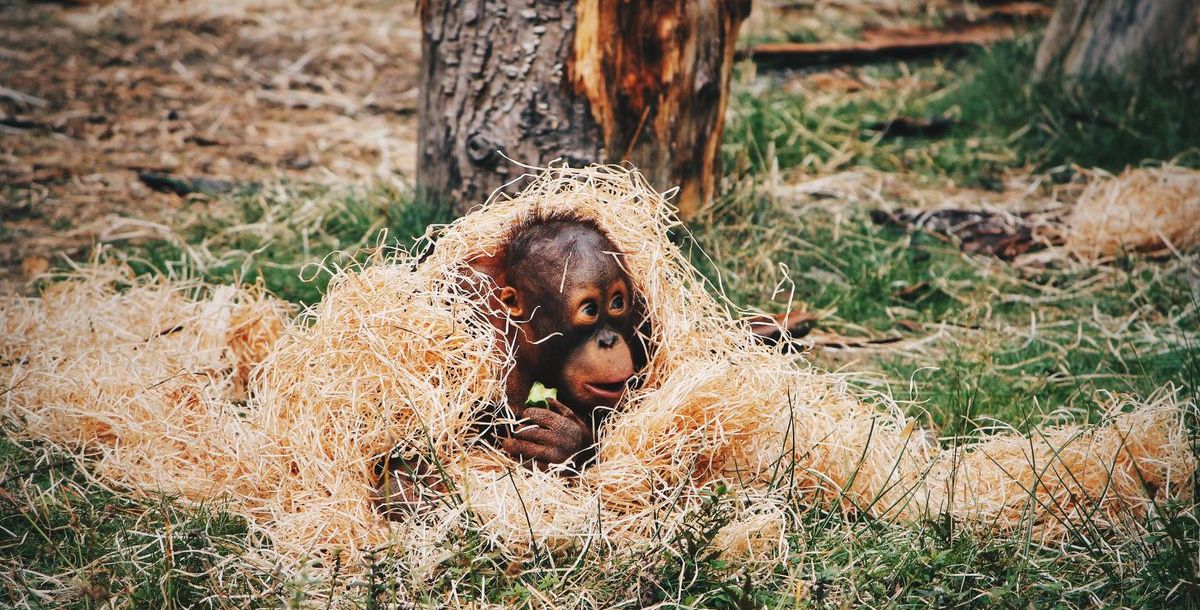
left=375, top=214, right=649, bottom=517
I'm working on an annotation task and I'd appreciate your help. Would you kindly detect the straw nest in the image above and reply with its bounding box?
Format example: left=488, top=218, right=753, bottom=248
left=2, top=165, right=1194, bottom=575
left=1066, top=165, right=1200, bottom=259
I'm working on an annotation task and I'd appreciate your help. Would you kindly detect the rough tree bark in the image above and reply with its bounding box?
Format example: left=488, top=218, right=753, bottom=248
left=1034, top=0, right=1200, bottom=82
left=417, top=1, right=751, bottom=217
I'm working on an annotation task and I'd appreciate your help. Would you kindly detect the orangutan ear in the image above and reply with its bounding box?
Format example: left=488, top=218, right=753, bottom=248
left=498, top=286, right=523, bottom=318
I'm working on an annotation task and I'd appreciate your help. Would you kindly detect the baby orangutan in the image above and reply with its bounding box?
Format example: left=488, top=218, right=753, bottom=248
left=374, top=214, right=647, bottom=516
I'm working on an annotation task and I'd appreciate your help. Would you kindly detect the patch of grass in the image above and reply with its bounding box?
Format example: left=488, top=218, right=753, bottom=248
left=676, top=167, right=1200, bottom=607
left=882, top=254, right=1200, bottom=433
left=0, top=438, right=268, bottom=608
left=108, top=184, right=451, bottom=305
left=725, top=34, right=1200, bottom=190
left=884, top=338, right=1200, bottom=436
left=724, top=59, right=1024, bottom=187
left=341, top=480, right=1197, bottom=608
left=688, top=183, right=1200, bottom=434
left=947, top=36, right=1200, bottom=172
left=688, top=192, right=1023, bottom=336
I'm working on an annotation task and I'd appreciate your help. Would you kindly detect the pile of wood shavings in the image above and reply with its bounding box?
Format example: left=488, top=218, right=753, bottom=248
left=1066, top=165, right=1200, bottom=259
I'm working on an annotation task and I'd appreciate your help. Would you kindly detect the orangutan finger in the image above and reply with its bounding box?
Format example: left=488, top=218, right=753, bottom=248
left=500, top=437, right=561, bottom=463
left=512, top=424, right=559, bottom=445
left=521, top=407, right=571, bottom=430
left=546, top=398, right=589, bottom=427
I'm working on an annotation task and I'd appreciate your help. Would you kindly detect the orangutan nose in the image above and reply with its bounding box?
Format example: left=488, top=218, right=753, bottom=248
left=597, top=329, right=619, bottom=349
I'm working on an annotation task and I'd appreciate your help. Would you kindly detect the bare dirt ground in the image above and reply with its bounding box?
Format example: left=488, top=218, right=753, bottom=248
left=0, top=0, right=422, bottom=282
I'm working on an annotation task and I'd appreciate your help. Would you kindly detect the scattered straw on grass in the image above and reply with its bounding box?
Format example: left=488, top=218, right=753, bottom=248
left=2, top=165, right=1194, bottom=591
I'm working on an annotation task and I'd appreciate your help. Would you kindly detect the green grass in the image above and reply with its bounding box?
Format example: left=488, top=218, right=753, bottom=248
left=949, top=37, right=1200, bottom=172
left=4, top=435, right=1197, bottom=607
left=689, top=205, right=994, bottom=334
left=725, top=34, right=1200, bottom=189
left=0, top=438, right=264, bottom=608
left=689, top=183, right=1200, bottom=431
left=666, top=46, right=1200, bottom=605
left=684, top=190, right=1200, bottom=607
left=723, top=59, right=1023, bottom=188
left=714, top=32, right=1200, bottom=438
left=108, top=184, right=451, bottom=305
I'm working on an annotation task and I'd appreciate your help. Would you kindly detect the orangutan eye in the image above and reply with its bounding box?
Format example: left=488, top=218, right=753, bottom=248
left=610, top=294, right=625, bottom=311
left=581, top=301, right=598, bottom=317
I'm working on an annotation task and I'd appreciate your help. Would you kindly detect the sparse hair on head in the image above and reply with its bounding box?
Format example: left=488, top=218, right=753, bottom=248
left=502, top=210, right=617, bottom=278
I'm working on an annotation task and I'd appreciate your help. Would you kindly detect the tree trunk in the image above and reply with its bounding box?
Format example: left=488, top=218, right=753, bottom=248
left=417, top=1, right=751, bottom=217
left=1034, top=0, right=1200, bottom=82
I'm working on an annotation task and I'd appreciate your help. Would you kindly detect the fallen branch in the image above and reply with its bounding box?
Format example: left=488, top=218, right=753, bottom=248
left=137, top=171, right=243, bottom=197
left=744, top=310, right=821, bottom=346
left=807, top=333, right=906, bottom=349
left=863, top=116, right=958, bottom=138
left=738, top=24, right=1017, bottom=69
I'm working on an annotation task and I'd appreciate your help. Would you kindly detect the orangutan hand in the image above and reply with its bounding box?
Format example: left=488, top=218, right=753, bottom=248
left=500, top=398, right=595, bottom=471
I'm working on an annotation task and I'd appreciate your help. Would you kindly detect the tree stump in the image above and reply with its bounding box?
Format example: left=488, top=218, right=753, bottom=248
left=1034, top=0, right=1200, bottom=82
left=417, top=1, right=751, bottom=217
